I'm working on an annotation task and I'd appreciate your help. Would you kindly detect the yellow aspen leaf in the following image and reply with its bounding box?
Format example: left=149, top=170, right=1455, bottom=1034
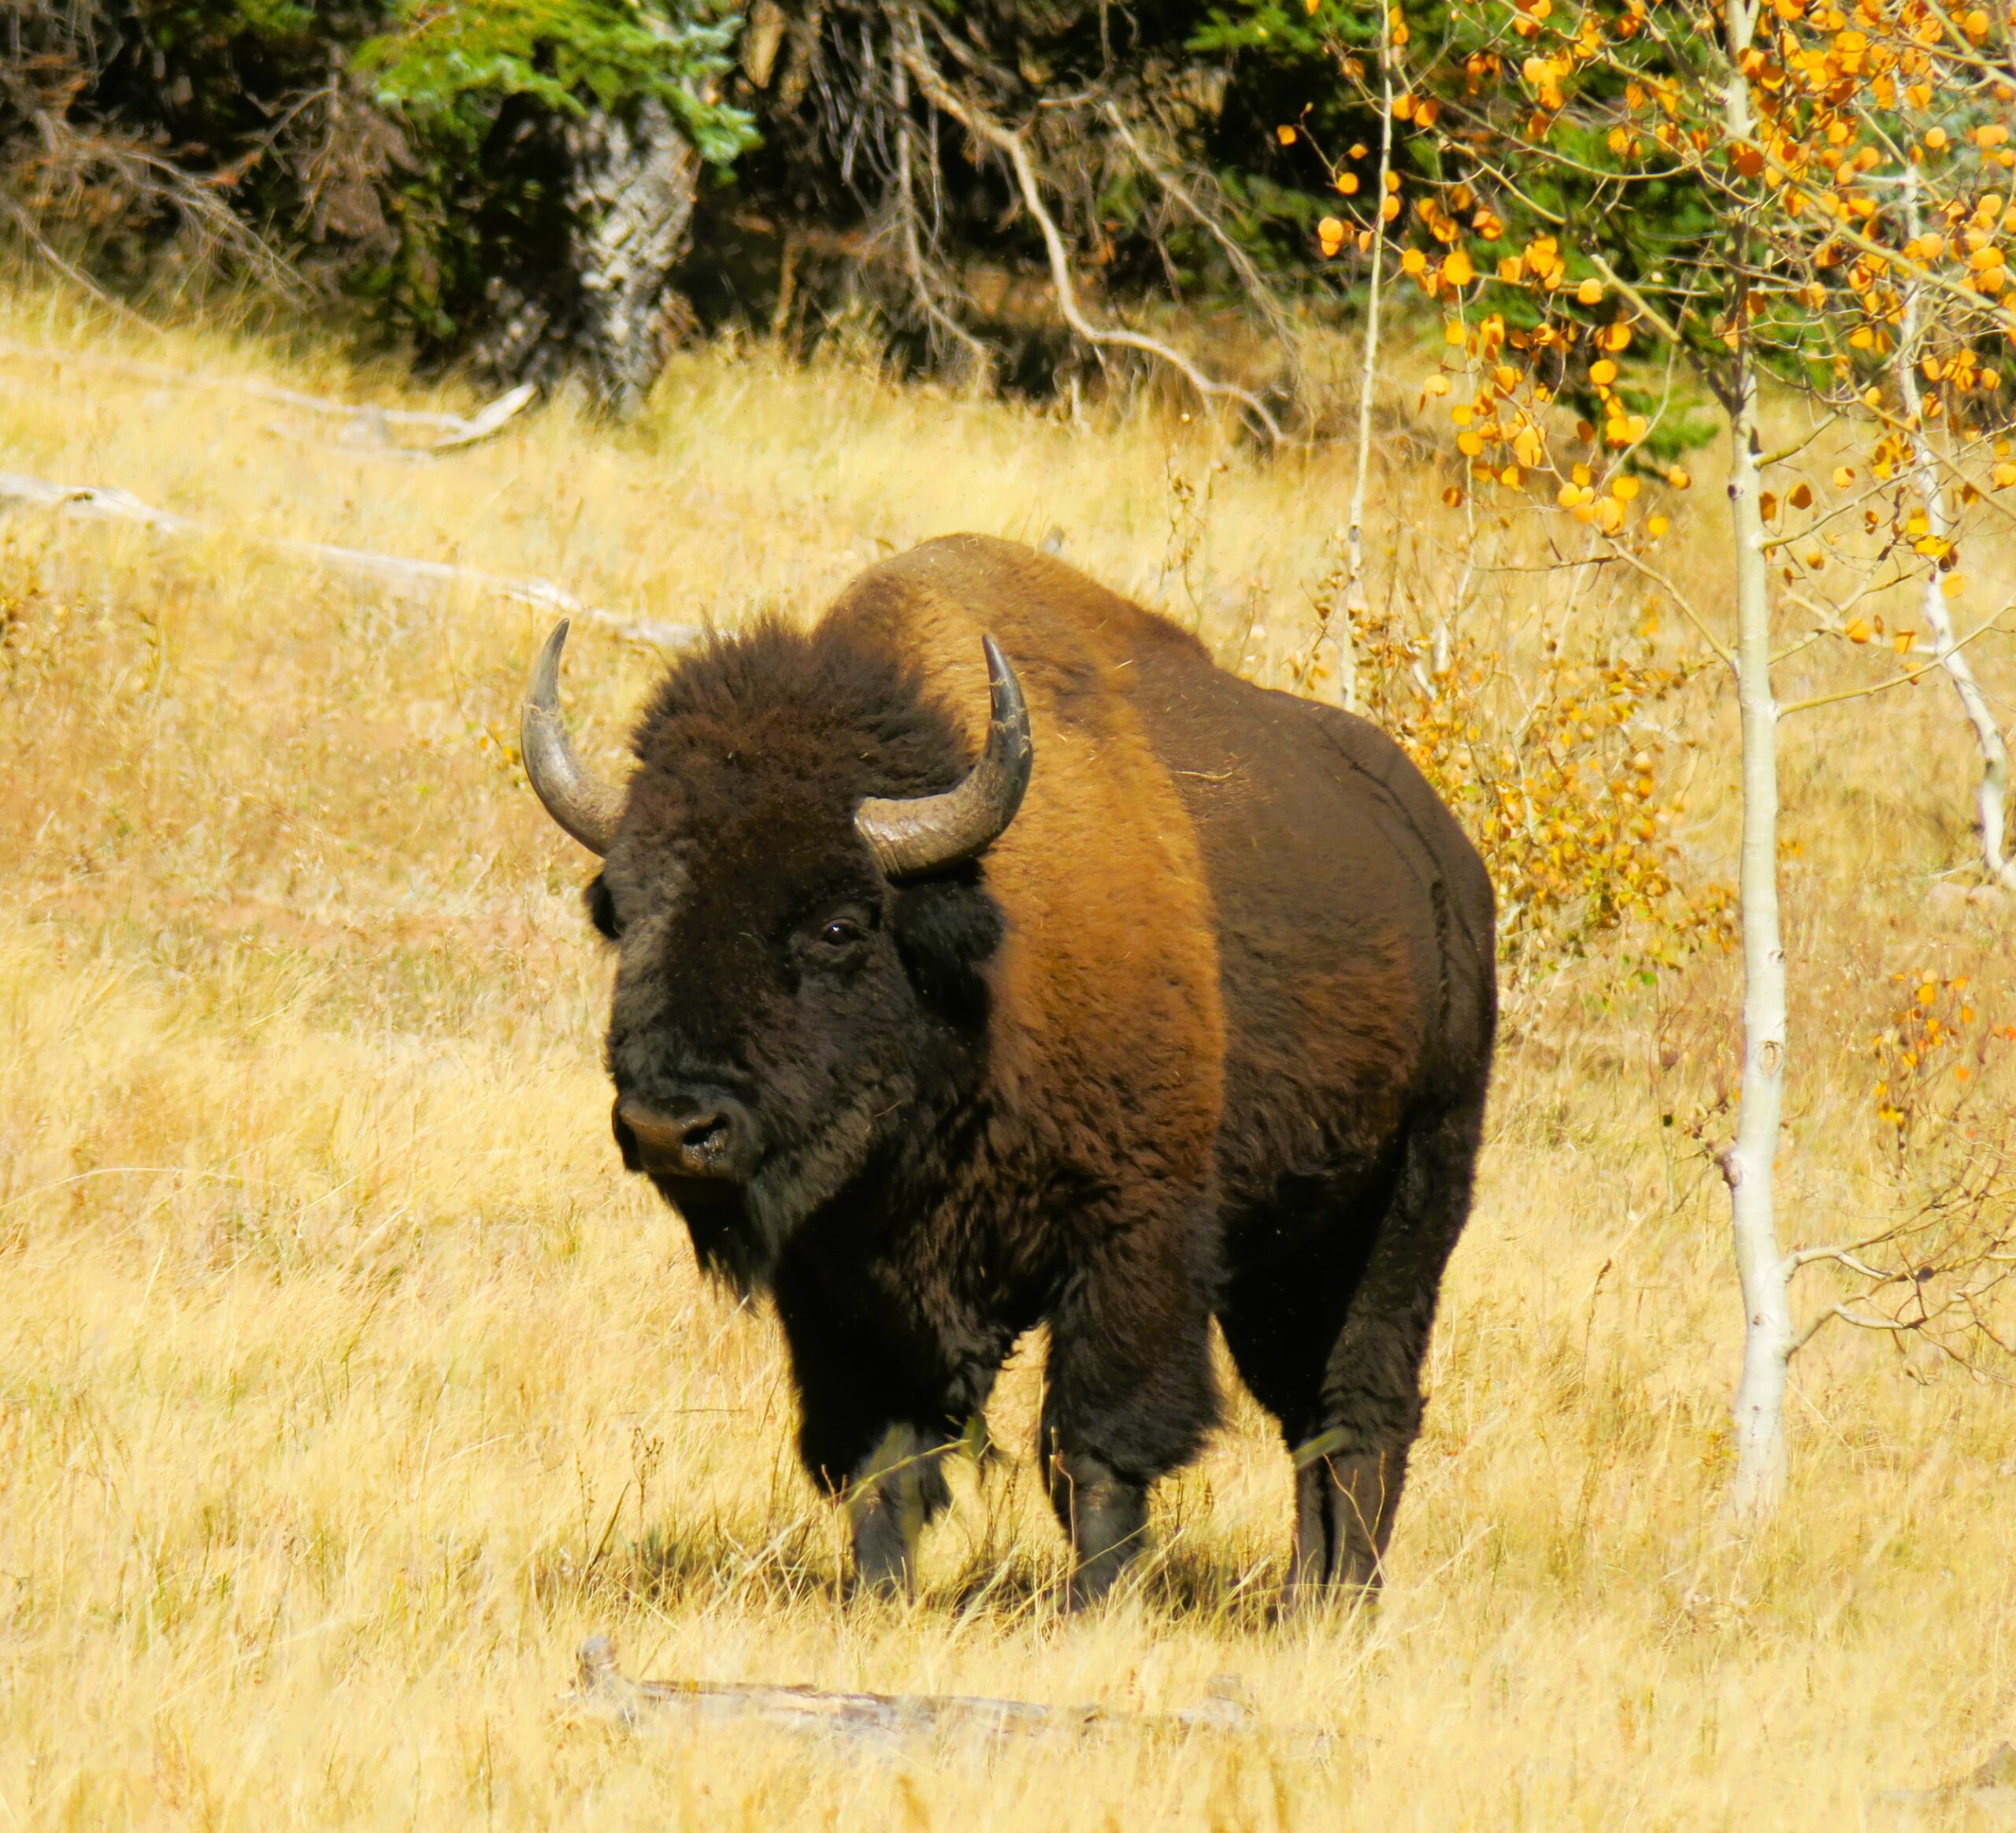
left=1647, top=514, right=1670, bottom=536
left=1963, top=6, right=1989, bottom=32
left=1846, top=618, right=1873, bottom=641
left=1760, top=492, right=1780, bottom=521
left=1442, top=485, right=1464, bottom=507
left=1833, top=465, right=1856, bottom=486
left=1458, top=430, right=1485, bottom=456
left=1318, top=217, right=1347, bottom=258
left=1277, top=126, right=1299, bottom=146
left=1514, top=426, right=1545, bottom=466
left=1445, top=250, right=1477, bottom=287
left=1499, top=464, right=1521, bottom=485
left=1614, top=474, right=1641, bottom=500
left=1572, top=463, right=1592, bottom=485
left=1577, top=278, right=1603, bottom=304
left=1424, top=374, right=1452, bottom=395
left=1401, top=247, right=1429, bottom=275
left=1381, top=195, right=1401, bottom=222
left=1350, top=143, right=1369, bottom=158
left=1788, top=482, right=1813, bottom=508
left=1306, top=0, right=1320, bottom=13
left=1896, top=630, right=1918, bottom=654
left=1590, top=358, right=1619, bottom=386
left=1336, top=173, right=1361, bottom=195
left=1557, top=481, right=1581, bottom=506
left=1667, top=466, right=1692, bottom=488
left=1925, top=127, right=1949, bottom=150
left=1992, top=462, right=2016, bottom=488
left=1595, top=497, right=1625, bottom=532
left=1499, top=254, right=1526, bottom=283
left=1444, top=321, right=1468, bottom=347
left=1943, top=573, right=1966, bottom=596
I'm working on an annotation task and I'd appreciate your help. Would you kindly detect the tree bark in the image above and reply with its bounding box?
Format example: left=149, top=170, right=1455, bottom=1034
left=1718, top=0, right=1794, bottom=1519
left=1896, top=168, right=2016, bottom=888
left=1722, top=352, right=1794, bottom=1519
left=566, top=95, right=702, bottom=415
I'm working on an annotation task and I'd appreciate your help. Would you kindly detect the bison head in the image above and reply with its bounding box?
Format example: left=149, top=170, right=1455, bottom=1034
left=521, top=618, right=1031, bottom=1291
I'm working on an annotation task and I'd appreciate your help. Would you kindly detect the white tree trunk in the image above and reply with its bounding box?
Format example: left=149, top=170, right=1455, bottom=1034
left=1716, top=0, right=1794, bottom=1523
left=1896, top=169, right=2016, bottom=888
left=1723, top=361, right=1795, bottom=1519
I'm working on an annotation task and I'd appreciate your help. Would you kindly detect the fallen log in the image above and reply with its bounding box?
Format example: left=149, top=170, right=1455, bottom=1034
left=563, top=1634, right=1333, bottom=1756
left=0, top=342, right=537, bottom=453
left=0, top=471, right=699, bottom=649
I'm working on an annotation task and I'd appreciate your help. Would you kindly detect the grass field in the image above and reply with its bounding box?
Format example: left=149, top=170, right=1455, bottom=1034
left=3, top=277, right=2016, bottom=1829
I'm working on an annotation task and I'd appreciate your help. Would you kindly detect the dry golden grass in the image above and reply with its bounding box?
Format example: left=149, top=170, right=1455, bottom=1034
left=5, top=277, right=2016, bottom=1830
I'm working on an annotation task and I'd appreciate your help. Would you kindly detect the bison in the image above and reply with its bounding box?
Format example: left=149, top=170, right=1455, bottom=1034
left=521, top=534, right=1495, bottom=1605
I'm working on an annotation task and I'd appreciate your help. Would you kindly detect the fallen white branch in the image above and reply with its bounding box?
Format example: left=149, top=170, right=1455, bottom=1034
left=565, top=1634, right=1332, bottom=1754
left=0, top=342, right=537, bottom=453
left=0, top=470, right=698, bottom=648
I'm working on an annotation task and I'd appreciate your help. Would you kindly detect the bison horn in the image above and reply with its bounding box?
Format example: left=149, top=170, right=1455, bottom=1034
left=521, top=620, right=625, bottom=856
left=856, top=635, right=1034, bottom=878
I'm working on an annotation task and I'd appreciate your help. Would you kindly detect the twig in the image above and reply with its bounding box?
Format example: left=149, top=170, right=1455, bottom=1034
left=1095, top=100, right=1303, bottom=389
left=1584, top=250, right=1682, bottom=345
left=1778, top=596, right=2016, bottom=718
left=0, top=470, right=697, bottom=647
left=1601, top=540, right=1738, bottom=671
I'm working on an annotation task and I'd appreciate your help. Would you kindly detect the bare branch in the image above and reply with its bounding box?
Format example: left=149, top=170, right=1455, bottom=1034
left=895, top=32, right=1288, bottom=446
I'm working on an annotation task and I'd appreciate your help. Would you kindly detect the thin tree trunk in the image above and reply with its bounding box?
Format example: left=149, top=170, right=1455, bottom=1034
left=1337, top=1, right=1399, bottom=715
left=1896, top=168, right=2016, bottom=888
left=1718, top=1, right=1793, bottom=1518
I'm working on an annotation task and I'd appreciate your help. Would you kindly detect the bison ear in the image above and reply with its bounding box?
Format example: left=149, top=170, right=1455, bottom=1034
left=585, top=873, right=621, bottom=941
left=891, top=874, right=1003, bottom=1027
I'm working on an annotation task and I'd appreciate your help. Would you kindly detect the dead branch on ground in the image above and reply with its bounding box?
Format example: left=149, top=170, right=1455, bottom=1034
left=564, top=1634, right=1331, bottom=1753
left=0, top=469, right=695, bottom=649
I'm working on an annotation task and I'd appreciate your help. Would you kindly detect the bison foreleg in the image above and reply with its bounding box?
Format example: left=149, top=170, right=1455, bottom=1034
left=1040, top=1206, right=1221, bottom=1607
left=843, top=1423, right=952, bottom=1598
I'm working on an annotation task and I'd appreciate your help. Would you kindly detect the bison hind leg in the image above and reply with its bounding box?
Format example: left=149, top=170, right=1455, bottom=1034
left=844, top=1423, right=954, bottom=1599
left=1223, top=1096, right=1485, bottom=1605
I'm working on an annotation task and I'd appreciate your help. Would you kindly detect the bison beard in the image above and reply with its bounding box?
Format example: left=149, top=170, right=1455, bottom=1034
left=523, top=536, right=1496, bottom=1608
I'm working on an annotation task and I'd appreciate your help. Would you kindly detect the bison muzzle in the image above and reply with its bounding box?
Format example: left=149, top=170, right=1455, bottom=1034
left=521, top=535, right=1495, bottom=1607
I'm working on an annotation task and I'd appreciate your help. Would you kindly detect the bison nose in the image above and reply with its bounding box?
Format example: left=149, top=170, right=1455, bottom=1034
left=616, top=1093, right=756, bottom=1182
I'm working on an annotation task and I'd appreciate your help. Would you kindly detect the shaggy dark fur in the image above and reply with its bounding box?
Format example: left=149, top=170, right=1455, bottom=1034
left=575, top=535, right=1495, bottom=1605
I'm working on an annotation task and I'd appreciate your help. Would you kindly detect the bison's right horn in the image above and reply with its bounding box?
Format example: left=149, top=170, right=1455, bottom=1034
left=856, top=635, right=1034, bottom=878
left=521, top=620, right=625, bottom=856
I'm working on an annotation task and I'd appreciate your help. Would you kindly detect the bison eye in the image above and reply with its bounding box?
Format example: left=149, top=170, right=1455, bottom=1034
left=802, top=905, right=874, bottom=963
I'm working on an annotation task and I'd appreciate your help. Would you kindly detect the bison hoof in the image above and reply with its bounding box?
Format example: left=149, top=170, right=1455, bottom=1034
left=1050, top=1453, right=1149, bottom=1609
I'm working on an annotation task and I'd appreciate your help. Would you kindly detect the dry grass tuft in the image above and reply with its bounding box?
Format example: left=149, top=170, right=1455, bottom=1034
left=3, top=281, right=2016, bottom=1829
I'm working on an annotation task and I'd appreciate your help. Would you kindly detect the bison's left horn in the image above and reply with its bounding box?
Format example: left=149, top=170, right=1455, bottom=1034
left=856, top=635, right=1033, bottom=878
left=521, top=620, right=625, bottom=856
